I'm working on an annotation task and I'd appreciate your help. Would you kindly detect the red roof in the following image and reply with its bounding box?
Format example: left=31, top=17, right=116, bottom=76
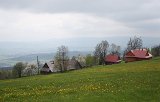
left=105, top=54, right=121, bottom=62
left=125, top=49, right=152, bottom=58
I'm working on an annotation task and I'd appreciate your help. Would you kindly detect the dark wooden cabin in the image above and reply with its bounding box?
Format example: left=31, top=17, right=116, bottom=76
left=40, top=61, right=60, bottom=74
left=40, top=63, right=52, bottom=74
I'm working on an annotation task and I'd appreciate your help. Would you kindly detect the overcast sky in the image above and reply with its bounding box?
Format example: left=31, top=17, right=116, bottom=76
left=0, top=0, right=160, bottom=42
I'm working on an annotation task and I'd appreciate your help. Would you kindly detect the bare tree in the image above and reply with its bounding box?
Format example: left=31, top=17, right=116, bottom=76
left=94, top=40, right=109, bottom=65
left=110, top=43, right=121, bottom=56
left=127, top=36, right=143, bottom=51
left=123, top=36, right=143, bottom=58
left=54, top=45, right=69, bottom=72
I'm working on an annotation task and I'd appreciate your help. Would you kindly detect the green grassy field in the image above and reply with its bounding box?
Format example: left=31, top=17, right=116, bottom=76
left=0, top=58, right=160, bottom=102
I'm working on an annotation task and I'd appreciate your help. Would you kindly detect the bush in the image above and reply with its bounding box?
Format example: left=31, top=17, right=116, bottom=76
left=0, top=69, right=13, bottom=80
left=151, top=45, right=160, bottom=57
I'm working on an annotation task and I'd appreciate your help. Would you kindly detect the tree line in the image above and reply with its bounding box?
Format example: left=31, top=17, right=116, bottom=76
left=1, top=36, right=160, bottom=79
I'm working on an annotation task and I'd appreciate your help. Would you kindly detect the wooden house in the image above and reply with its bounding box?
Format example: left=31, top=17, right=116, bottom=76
left=40, top=61, right=60, bottom=74
left=104, top=54, right=121, bottom=65
left=124, top=49, right=152, bottom=63
left=67, top=58, right=82, bottom=70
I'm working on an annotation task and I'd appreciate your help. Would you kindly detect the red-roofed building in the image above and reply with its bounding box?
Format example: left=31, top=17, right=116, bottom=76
left=105, top=54, right=121, bottom=65
left=124, top=49, right=152, bottom=63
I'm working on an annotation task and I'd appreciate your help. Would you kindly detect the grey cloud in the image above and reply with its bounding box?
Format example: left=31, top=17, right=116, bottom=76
left=0, top=0, right=159, bottom=21
left=0, top=0, right=160, bottom=37
left=0, top=0, right=155, bottom=13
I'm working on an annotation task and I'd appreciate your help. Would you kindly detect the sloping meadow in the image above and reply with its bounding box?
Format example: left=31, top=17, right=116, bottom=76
left=0, top=57, right=160, bottom=102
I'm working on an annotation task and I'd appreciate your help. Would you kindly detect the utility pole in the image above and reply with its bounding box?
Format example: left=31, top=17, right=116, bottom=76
left=62, top=51, right=64, bottom=72
left=37, top=56, right=40, bottom=74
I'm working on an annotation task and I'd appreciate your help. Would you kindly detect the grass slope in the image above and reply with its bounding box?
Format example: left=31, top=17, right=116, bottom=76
left=0, top=58, right=160, bottom=102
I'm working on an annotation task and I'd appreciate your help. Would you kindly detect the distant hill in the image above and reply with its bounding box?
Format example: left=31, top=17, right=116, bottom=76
left=9, top=51, right=91, bottom=61
left=9, top=53, right=55, bottom=62
left=0, top=51, right=91, bottom=67
left=0, top=66, right=13, bottom=70
left=0, top=62, right=12, bottom=68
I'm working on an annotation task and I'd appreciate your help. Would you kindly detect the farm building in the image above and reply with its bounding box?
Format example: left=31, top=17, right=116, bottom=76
left=40, top=61, right=60, bottom=74
left=124, top=49, right=152, bottom=63
left=67, top=58, right=82, bottom=70
left=105, top=54, right=121, bottom=65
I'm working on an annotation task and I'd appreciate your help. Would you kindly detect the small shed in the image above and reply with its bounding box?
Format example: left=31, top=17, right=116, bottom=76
left=105, top=54, right=121, bottom=65
left=124, top=49, right=152, bottom=63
